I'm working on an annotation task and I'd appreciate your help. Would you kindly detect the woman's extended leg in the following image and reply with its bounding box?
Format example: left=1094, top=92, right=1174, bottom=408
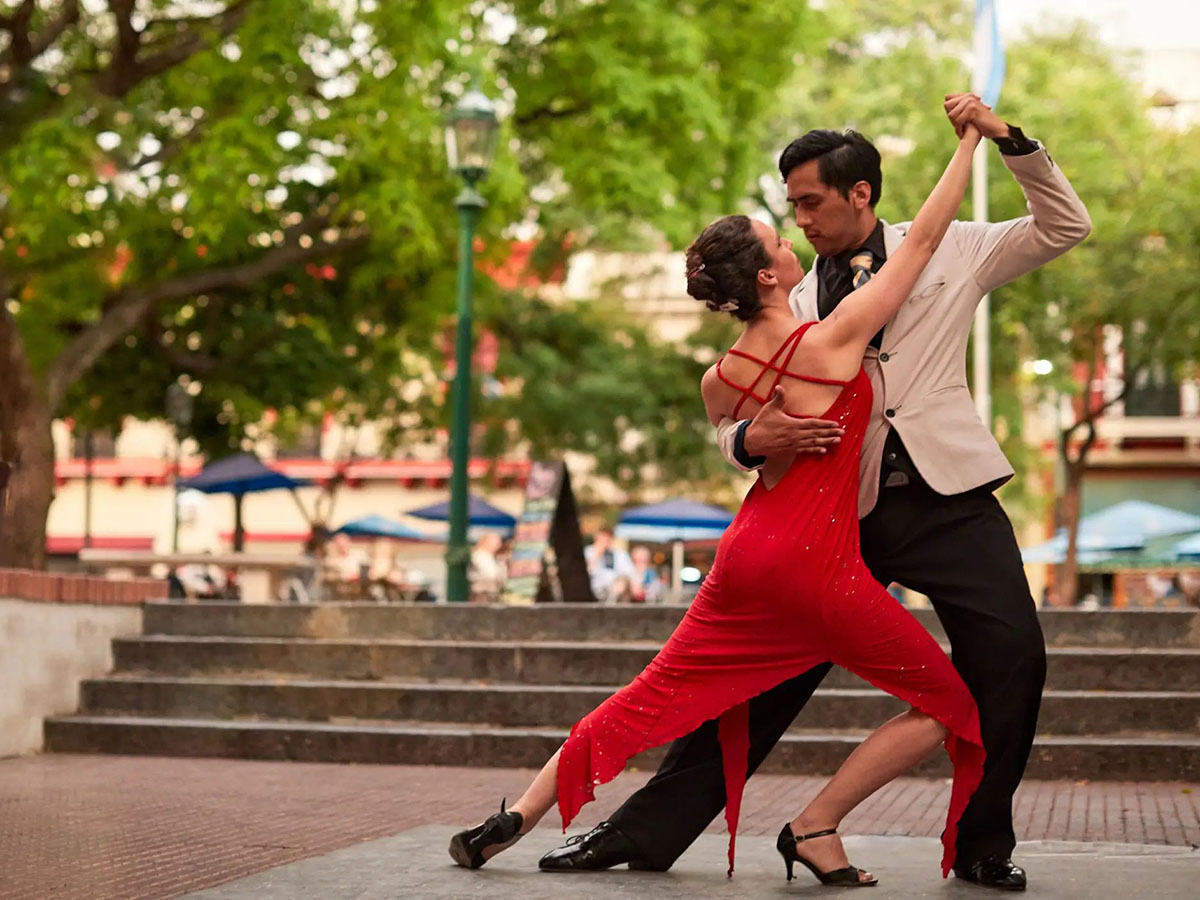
left=508, top=747, right=561, bottom=830
left=809, top=583, right=986, bottom=879
left=784, top=708, right=949, bottom=883
left=449, top=616, right=830, bottom=871
left=448, top=748, right=562, bottom=868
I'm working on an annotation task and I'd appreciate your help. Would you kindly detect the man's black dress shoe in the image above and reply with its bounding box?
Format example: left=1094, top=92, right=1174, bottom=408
left=954, top=856, right=1027, bottom=891
left=538, top=821, right=666, bottom=872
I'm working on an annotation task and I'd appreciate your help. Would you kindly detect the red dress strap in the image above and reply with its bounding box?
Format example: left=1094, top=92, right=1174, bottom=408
left=766, top=323, right=808, bottom=396
left=716, top=325, right=805, bottom=418
left=716, top=322, right=852, bottom=418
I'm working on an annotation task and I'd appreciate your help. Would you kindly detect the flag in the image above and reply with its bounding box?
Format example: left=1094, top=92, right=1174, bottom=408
left=972, top=0, right=1006, bottom=107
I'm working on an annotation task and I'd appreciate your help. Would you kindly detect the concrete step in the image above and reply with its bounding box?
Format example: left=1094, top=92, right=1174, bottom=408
left=111, top=636, right=1200, bottom=692
left=140, top=602, right=1200, bottom=648
left=79, top=676, right=1200, bottom=736
left=43, top=714, right=1200, bottom=781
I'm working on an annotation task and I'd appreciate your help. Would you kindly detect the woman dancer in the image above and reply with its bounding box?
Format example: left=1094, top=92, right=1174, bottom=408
left=449, top=124, right=986, bottom=887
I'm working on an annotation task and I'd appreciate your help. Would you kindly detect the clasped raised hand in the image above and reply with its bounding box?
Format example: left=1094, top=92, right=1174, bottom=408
left=944, top=92, right=1008, bottom=141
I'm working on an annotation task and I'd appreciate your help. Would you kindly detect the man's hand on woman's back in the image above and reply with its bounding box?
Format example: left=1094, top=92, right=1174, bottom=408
left=743, top=387, right=845, bottom=458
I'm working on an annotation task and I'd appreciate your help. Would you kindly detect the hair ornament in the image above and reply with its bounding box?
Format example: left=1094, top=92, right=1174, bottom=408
left=688, top=262, right=706, bottom=279
left=706, top=299, right=740, bottom=313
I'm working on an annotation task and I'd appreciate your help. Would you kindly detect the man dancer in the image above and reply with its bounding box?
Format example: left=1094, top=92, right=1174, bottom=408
left=539, top=94, right=1090, bottom=890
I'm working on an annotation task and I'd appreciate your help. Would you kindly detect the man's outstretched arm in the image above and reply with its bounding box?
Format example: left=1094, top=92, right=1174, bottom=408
left=944, top=92, right=1092, bottom=295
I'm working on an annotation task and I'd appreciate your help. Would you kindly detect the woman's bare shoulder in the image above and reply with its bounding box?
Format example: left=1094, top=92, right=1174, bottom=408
left=790, top=320, right=863, bottom=382
left=700, top=364, right=730, bottom=426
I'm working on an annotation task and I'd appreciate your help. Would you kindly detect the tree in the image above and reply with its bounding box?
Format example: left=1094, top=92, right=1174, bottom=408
left=0, top=0, right=814, bottom=567
left=0, top=0, right=456, bottom=566
left=478, top=289, right=748, bottom=505
left=993, top=31, right=1200, bottom=603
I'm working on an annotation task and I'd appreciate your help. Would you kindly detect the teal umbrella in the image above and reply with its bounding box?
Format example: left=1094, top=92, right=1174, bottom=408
left=1022, top=500, right=1200, bottom=565
left=335, top=515, right=444, bottom=542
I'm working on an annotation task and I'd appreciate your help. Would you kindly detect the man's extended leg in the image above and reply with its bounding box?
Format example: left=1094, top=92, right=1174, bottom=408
left=860, top=481, right=1045, bottom=875
left=542, top=663, right=831, bottom=871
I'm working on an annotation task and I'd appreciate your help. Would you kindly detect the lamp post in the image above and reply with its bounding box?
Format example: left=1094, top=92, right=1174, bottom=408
left=443, top=87, right=499, bottom=604
left=166, top=382, right=194, bottom=552
left=82, top=427, right=94, bottom=549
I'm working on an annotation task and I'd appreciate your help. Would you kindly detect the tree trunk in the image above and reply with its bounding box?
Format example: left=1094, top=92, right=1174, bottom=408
left=0, top=298, right=57, bottom=570
left=0, top=399, right=56, bottom=569
left=1055, top=459, right=1085, bottom=607
left=233, top=493, right=245, bottom=552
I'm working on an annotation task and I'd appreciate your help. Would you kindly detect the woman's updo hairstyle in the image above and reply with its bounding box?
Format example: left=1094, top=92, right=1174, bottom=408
left=684, top=214, right=770, bottom=322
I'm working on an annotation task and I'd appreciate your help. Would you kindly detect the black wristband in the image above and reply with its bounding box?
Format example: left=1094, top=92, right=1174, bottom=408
left=732, top=419, right=767, bottom=470
left=993, top=124, right=1040, bottom=157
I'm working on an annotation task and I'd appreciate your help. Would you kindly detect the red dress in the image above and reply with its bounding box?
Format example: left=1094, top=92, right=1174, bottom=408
left=557, top=323, right=985, bottom=877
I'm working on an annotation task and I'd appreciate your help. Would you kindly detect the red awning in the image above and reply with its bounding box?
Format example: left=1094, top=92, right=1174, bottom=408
left=46, top=535, right=155, bottom=554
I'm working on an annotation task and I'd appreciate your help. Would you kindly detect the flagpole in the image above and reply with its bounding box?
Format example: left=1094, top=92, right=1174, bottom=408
left=972, top=143, right=991, bottom=426
left=970, top=0, right=1001, bottom=429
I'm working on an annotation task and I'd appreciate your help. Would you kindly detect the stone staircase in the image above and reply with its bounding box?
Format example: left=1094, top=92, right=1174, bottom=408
left=45, top=603, right=1200, bottom=780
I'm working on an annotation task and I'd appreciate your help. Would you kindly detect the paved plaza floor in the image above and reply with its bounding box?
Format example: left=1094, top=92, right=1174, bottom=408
left=187, top=826, right=1200, bottom=900
left=1, top=755, right=1197, bottom=899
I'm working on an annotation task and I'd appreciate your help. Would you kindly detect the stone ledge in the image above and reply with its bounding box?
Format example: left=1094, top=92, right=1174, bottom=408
left=1, top=598, right=143, bottom=756
left=0, top=568, right=163, bottom=605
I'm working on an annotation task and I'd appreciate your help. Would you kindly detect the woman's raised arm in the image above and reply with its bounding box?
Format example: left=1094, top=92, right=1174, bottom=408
left=818, top=126, right=981, bottom=352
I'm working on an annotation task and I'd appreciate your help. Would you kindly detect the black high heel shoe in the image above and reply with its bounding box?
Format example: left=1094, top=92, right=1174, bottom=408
left=776, top=824, right=878, bottom=887
left=449, top=798, right=526, bottom=869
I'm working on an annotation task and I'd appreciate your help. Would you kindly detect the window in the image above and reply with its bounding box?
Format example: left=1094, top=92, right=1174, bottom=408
left=275, top=423, right=322, bottom=459
left=72, top=429, right=117, bottom=458
left=1125, top=368, right=1181, bottom=417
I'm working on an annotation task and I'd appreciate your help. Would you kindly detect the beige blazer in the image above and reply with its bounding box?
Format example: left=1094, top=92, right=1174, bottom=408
left=716, top=146, right=1091, bottom=517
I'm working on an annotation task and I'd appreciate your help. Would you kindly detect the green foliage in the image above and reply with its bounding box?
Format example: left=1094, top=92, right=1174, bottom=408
left=496, top=0, right=819, bottom=247
left=995, top=29, right=1200, bottom=414
left=1, top=0, right=815, bottom=469
left=478, top=290, right=744, bottom=500
left=10, top=0, right=1190, bottom=527
left=758, top=0, right=972, bottom=226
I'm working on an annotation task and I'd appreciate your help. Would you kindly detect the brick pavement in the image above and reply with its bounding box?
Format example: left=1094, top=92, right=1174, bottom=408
left=1, top=754, right=1197, bottom=900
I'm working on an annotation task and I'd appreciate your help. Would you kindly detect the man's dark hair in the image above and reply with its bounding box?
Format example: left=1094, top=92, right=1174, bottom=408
left=778, top=129, right=882, bottom=208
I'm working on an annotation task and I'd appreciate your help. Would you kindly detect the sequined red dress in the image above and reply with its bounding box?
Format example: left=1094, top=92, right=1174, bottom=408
left=557, top=323, right=984, bottom=877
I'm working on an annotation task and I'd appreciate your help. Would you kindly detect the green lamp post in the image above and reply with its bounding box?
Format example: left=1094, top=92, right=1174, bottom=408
left=165, top=381, right=194, bottom=553
left=444, top=86, right=499, bottom=603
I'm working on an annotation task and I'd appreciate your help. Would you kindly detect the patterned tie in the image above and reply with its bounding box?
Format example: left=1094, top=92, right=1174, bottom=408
left=850, top=250, right=874, bottom=290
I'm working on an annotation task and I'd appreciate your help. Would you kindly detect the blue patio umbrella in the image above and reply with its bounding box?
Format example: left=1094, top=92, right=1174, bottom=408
left=335, top=514, right=444, bottom=542
left=406, top=494, right=516, bottom=533
left=178, top=453, right=312, bottom=551
left=1075, top=500, right=1200, bottom=544
left=1020, top=532, right=1145, bottom=565
left=1022, top=500, right=1200, bottom=566
left=1174, top=532, right=1200, bottom=561
left=616, top=499, right=734, bottom=539
left=616, top=499, right=735, bottom=595
left=178, top=452, right=312, bottom=495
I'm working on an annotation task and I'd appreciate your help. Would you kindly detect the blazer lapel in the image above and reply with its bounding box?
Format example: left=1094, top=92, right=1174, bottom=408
left=882, top=220, right=907, bottom=257
left=790, top=221, right=909, bottom=329
left=788, top=266, right=820, bottom=322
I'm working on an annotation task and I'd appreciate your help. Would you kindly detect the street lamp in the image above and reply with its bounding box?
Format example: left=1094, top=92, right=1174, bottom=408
left=166, top=381, right=194, bottom=552
left=444, top=86, right=499, bottom=603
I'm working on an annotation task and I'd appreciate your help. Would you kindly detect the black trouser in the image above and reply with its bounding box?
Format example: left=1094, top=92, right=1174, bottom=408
left=608, top=479, right=1046, bottom=870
